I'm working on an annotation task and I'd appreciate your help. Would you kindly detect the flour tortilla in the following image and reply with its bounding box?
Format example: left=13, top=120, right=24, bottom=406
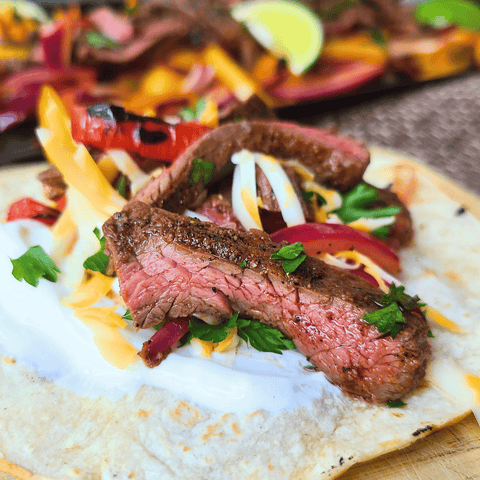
left=0, top=147, right=479, bottom=480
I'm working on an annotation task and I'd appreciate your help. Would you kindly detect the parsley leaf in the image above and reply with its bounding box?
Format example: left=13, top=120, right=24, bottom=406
left=302, top=190, right=326, bottom=205
left=363, top=303, right=406, bottom=338
left=335, top=183, right=401, bottom=223
left=428, top=329, right=435, bottom=338
left=370, top=27, right=387, bottom=46
left=115, top=174, right=128, bottom=199
left=370, top=225, right=390, bottom=240
left=363, top=284, right=425, bottom=338
left=11, top=245, right=61, bottom=287
left=381, top=284, right=425, bottom=310
left=180, top=98, right=207, bottom=122
left=387, top=399, right=407, bottom=408
left=83, top=228, right=109, bottom=274
left=235, top=318, right=295, bottom=354
left=84, top=31, right=119, bottom=49
left=271, top=242, right=306, bottom=273
left=189, top=312, right=295, bottom=354
left=189, top=158, right=215, bottom=185
left=122, top=310, right=133, bottom=321
left=240, top=260, right=247, bottom=268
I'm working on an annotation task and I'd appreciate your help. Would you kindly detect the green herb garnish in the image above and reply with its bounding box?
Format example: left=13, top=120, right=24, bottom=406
left=363, top=284, right=425, bottom=338
left=302, top=190, right=326, bottom=205
left=189, top=158, right=215, bottom=185
left=381, top=284, right=425, bottom=311
left=115, top=175, right=128, bottom=199
left=189, top=312, right=296, bottom=354
left=428, top=329, right=435, bottom=338
left=122, top=310, right=133, bottom=321
left=240, top=260, right=247, bottom=267
left=83, top=228, right=109, bottom=274
left=180, top=98, right=207, bottom=122
left=363, top=303, right=406, bottom=338
left=11, top=245, right=61, bottom=287
left=84, top=31, right=119, bottom=49
left=370, top=27, right=387, bottom=46
left=271, top=242, right=306, bottom=273
left=387, top=399, right=407, bottom=408
left=335, top=183, right=401, bottom=223
left=370, top=225, right=390, bottom=240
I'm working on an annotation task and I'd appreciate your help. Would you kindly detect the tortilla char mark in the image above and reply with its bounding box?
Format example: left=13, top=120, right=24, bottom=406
left=103, top=201, right=431, bottom=403
left=134, top=120, right=371, bottom=212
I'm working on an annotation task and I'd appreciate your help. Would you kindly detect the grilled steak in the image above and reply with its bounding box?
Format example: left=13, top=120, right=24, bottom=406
left=134, top=120, right=371, bottom=211
left=103, top=201, right=431, bottom=402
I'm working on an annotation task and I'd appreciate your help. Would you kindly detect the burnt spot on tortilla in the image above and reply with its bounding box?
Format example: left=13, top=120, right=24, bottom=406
left=455, top=206, right=467, bottom=216
left=412, top=425, right=433, bottom=436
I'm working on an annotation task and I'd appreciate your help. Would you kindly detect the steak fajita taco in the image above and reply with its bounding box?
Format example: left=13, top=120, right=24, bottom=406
left=0, top=90, right=479, bottom=479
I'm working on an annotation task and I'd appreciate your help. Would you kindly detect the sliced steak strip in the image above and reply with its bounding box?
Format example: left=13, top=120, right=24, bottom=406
left=103, top=201, right=431, bottom=402
left=133, top=120, right=371, bottom=211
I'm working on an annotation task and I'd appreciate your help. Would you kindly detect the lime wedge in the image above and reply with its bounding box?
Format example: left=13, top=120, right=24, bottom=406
left=0, top=0, right=50, bottom=23
left=415, top=0, right=480, bottom=30
left=231, top=0, right=324, bottom=76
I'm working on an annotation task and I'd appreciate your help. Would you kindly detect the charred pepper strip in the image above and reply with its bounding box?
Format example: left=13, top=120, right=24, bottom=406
left=70, top=104, right=211, bottom=162
left=6, top=197, right=60, bottom=226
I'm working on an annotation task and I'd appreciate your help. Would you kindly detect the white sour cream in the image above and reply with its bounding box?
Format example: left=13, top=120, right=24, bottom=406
left=0, top=221, right=341, bottom=413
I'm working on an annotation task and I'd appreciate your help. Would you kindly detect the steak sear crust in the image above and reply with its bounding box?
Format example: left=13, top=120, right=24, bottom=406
left=133, top=120, right=371, bottom=211
left=103, top=201, right=431, bottom=403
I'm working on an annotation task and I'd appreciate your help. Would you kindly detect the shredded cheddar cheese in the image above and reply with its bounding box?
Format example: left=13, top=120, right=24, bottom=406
left=465, top=374, right=480, bottom=405
left=423, top=305, right=463, bottom=333
left=62, top=272, right=115, bottom=308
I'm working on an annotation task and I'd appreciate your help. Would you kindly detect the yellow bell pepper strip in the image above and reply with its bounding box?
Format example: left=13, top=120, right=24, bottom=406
left=197, top=98, right=219, bottom=128
left=37, top=85, right=76, bottom=153
left=322, top=33, right=388, bottom=65
left=202, top=44, right=276, bottom=107
left=252, top=52, right=280, bottom=83
left=167, top=49, right=200, bottom=71
left=0, top=44, right=31, bottom=60
left=389, top=27, right=477, bottom=82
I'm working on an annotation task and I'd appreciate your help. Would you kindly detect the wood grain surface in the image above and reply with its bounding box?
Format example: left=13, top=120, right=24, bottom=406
left=0, top=153, right=479, bottom=480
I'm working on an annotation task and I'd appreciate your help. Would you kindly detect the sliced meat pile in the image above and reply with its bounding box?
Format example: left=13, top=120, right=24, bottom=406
left=103, top=201, right=431, bottom=403
left=135, top=120, right=371, bottom=209
left=134, top=120, right=413, bottom=249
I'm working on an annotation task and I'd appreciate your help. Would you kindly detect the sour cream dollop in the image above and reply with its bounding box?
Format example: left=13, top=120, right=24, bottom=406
left=0, top=221, right=342, bottom=413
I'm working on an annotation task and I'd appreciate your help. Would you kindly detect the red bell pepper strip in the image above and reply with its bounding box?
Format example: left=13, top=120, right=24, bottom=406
left=270, top=222, right=401, bottom=274
left=6, top=197, right=60, bottom=227
left=138, top=318, right=190, bottom=368
left=70, top=104, right=211, bottom=162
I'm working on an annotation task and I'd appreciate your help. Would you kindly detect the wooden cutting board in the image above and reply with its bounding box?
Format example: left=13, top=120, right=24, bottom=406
left=0, top=151, right=479, bottom=480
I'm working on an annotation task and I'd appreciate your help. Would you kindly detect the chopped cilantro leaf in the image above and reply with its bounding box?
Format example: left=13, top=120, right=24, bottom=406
left=180, top=98, right=207, bottom=122
left=302, top=190, right=326, bottom=205
left=271, top=242, right=306, bottom=273
left=83, top=228, right=109, bottom=274
left=10, top=245, right=61, bottom=287
left=235, top=318, right=295, bottom=354
left=363, top=284, right=425, bottom=338
left=85, top=31, right=119, bottom=49
left=115, top=175, right=128, bottom=199
left=370, top=225, right=390, bottom=240
left=335, top=183, right=401, bottom=224
left=189, top=312, right=295, bottom=354
left=387, top=399, right=407, bottom=408
left=370, top=27, right=387, bottom=46
left=240, top=260, right=247, bottom=267
left=122, top=310, right=133, bottom=321
left=189, top=158, right=215, bottom=185
left=381, top=284, right=425, bottom=310
left=428, top=329, right=435, bottom=338
left=363, top=303, right=406, bottom=338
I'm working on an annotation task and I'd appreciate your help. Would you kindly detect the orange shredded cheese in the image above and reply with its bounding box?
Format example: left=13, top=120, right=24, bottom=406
left=423, top=305, right=463, bottom=333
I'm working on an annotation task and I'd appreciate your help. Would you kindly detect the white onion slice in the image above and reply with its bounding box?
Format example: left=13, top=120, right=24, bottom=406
left=254, top=153, right=305, bottom=227
left=184, top=210, right=212, bottom=223
left=231, top=150, right=262, bottom=230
